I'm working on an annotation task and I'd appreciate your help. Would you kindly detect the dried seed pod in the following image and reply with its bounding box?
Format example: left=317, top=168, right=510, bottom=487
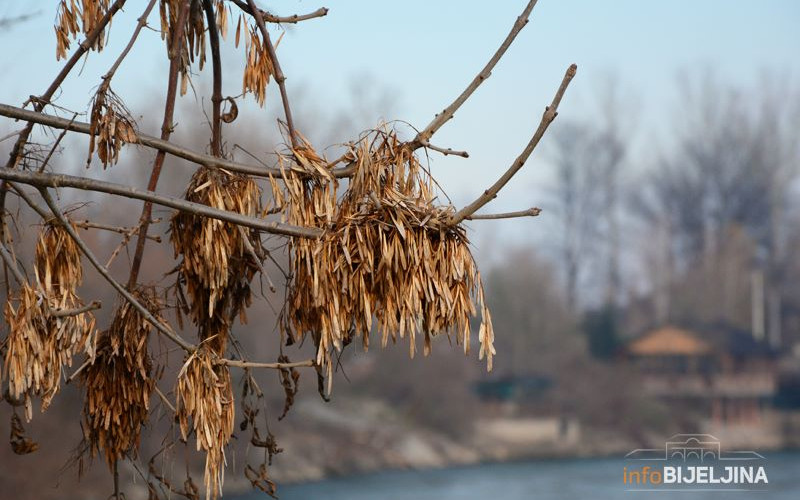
left=176, top=347, right=234, bottom=500
left=159, top=0, right=197, bottom=95
left=242, top=24, right=277, bottom=106
left=3, top=285, right=51, bottom=422
left=3, top=221, right=97, bottom=418
left=35, top=219, right=83, bottom=297
left=33, top=220, right=97, bottom=400
left=171, top=167, right=261, bottom=349
left=81, top=289, right=160, bottom=469
left=283, top=128, right=496, bottom=388
left=87, top=86, right=137, bottom=168
left=54, top=0, right=111, bottom=60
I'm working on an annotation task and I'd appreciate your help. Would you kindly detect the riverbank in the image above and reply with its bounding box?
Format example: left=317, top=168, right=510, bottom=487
left=219, top=395, right=800, bottom=494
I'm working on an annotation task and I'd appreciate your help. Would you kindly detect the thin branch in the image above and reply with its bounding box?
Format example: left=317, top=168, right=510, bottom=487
left=106, top=222, right=146, bottom=269
left=246, top=0, right=300, bottom=148
left=7, top=182, right=50, bottom=219
left=202, top=0, right=224, bottom=157
left=37, top=113, right=77, bottom=173
left=467, top=207, right=541, bottom=220
left=128, top=0, right=191, bottom=288
left=0, top=169, right=324, bottom=239
left=0, top=103, right=356, bottom=178
left=420, top=141, right=469, bottom=158
left=102, top=0, right=159, bottom=83
left=409, top=0, right=540, bottom=149
left=65, top=358, right=92, bottom=384
left=450, top=63, right=577, bottom=225
left=50, top=300, right=102, bottom=318
left=38, top=188, right=196, bottom=353
left=219, top=358, right=315, bottom=370
left=77, top=220, right=162, bottom=242
left=230, top=1, right=328, bottom=24
left=153, top=385, right=176, bottom=414
left=0, top=129, right=22, bottom=143
left=0, top=242, right=25, bottom=285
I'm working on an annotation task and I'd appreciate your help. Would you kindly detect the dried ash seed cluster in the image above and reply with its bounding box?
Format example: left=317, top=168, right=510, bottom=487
left=3, top=221, right=96, bottom=421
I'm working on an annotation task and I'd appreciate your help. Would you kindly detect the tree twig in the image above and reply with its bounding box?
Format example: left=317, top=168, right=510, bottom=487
left=101, top=0, right=159, bottom=83
left=467, top=207, right=541, bottom=220
left=0, top=169, right=324, bottom=239
left=219, top=358, right=315, bottom=369
left=76, top=220, right=162, bottom=242
left=246, top=0, right=299, bottom=148
left=202, top=0, right=223, bottom=157
left=153, top=385, right=176, bottom=414
left=409, top=0, right=540, bottom=149
left=0, top=242, right=25, bottom=285
left=420, top=141, right=469, bottom=158
left=65, top=357, right=92, bottom=384
left=450, top=64, right=577, bottom=225
left=50, top=300, right=102, bottom=318
left=38, top=113, right=77, bottom=173
left=230, top=1, right=328, bottom=24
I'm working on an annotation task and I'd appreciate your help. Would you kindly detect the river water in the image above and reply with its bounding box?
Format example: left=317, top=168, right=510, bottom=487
left=235, top=452, right=799, bottom=499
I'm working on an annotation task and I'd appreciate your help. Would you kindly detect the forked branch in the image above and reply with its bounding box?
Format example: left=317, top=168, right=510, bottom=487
left=409, top=0, right=540, bottom=149
left=230, top=1, right=328, bottom=24
left=451, top=63, right=577, bottom=225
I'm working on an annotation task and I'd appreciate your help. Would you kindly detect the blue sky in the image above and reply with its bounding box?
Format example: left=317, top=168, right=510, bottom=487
left=0, top=0, right=798, bottom=258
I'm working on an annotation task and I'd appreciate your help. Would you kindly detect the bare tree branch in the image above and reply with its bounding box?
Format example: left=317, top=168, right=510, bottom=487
left=76, top=220, right=162, bottom=242
left=0, top=169, right=324, bottom=239
left=230, top=1, right=328, bottom=24
left=50, top=300, right=102, bottom=318
left=450, top=63, right=577, bottom=225
left=220, top=358, right=315, bottom=369
left=102, top=0, right=159, bottom=84
left=0, top=103, right=357, bottom=178
left=409, top=0, right=540, bottom=149
left=153, top=385, right=176, bottom=413
left=467, top=207, right=541, bottom=220
left=202, top=0, right=224, bottom=156
left=420, top=141, right=469, bottom=158
left=0, top=242, right=25, bottom=285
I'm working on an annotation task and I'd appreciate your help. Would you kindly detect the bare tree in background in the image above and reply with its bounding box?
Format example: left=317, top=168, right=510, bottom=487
left=549, top=80, right=628, bottom=313
left=632, top=72, right=800, bottom=338
left=0, top=1, right=576, bottom=498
